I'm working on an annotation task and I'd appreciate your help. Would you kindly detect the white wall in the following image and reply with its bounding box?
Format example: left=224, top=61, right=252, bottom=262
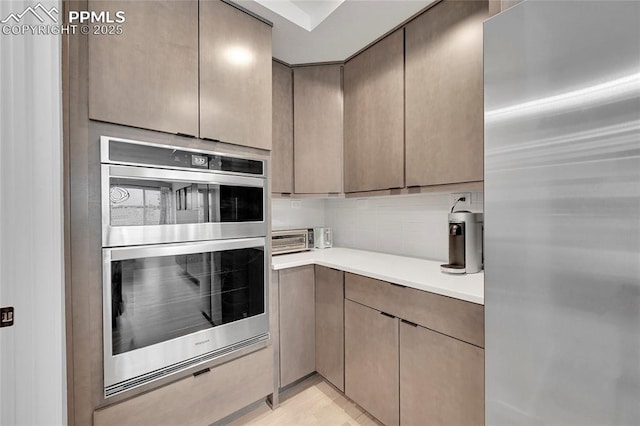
left=272, top=192, right=483, bottom=262
left=0, top=0, right=66, bottom=424
left=272, top=198, right=326, bottom=230
left=325, top=192, right=484, bottom=262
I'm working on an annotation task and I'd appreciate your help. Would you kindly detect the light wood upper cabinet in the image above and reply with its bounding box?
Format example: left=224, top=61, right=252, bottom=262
left=88, top=0, right=199, bottom=136
left=293, top=65, right=343, bottom=194
left=345, top=299, right=400, bottom=426
left=278, top=266, right=316, bottom=388
left=344, top=29, right=404, bottom=193
left=315, top=266, right=344, bottom=391
left=200, top=0, right=272, bottom=149
left=405, top=0, right=488, bottom=187
left=400, top=322, right=484, bottom=426
left=272, top=61, right=294, bottom=193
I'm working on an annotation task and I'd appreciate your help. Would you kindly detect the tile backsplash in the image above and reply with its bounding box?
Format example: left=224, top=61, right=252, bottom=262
left=271, top=198, right=326, bottom=230
left=272, top=192, right=483, bottom=262
left=325, top=192, right=483, bottom=262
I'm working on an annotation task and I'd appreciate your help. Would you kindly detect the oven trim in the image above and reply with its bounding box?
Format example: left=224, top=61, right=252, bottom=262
left=100, top=135, right=267, bottom=178
left=102, top=237, right=270, bottom=396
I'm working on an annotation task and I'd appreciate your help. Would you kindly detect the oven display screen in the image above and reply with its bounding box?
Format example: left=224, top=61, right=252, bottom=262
left=191, top=155, right=208, bottom=167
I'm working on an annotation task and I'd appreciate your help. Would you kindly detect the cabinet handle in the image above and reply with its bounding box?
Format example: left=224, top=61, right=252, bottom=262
left=380, top=311, right=395, bottom=319
left=176, top=132, right=196, bottom=138
left=401, top=319, right=418, bottom=327
left=193, top=367, right=211, bottom=377
left=389, top=282, right=406, bottom=289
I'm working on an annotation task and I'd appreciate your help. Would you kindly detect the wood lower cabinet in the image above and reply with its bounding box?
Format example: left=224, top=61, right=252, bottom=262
left=278, top=266, right=316, bottom=387
left=344, top=29, right=405, bottom=193
left=199, top=0, right=272, bottom=149
left=315, top=266, right=344, bottom=391
left=276, top=267, right=484, bottom=426
left=272, top=61, right=294, bottom=193
left=88, top=0, right=199, bottom=136
left=345, top=299, right=399, bottom=426
left=93, top=347, right=273, bottom=426
left=405, top=0, right=488, bottom=187
left=344, top=272, right=484, bottom=426
left=293, top=65, right=343, bottom=194
left=345, top=272, right=484, bottom=348
left=400, top=322, right=484, bottom=426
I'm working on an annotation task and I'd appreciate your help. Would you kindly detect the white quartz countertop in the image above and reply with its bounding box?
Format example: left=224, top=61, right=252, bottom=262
left=271, top=247, right=484, bottom=305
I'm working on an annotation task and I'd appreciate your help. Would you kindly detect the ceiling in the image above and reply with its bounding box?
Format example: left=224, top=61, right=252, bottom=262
left=231, top=0, right=437, bottom=64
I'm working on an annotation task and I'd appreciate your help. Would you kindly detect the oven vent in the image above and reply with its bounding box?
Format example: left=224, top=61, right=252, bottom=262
left=105, top=333, right=269, bottom=398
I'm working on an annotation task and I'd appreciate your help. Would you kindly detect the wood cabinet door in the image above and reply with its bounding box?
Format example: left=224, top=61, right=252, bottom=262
left=345, top=299, right=399, bottom=426
left=400, top=321, right=484, bottom=426
left=278, top=266, right=316, bottom=387
left=88, top=0, right=199, bottom=136
left=200, top=0, right=272, bottom=150
left=293, top=65, right=343, bottom=194
left=344, top=29, right=405, bottom=193
left=315, top=266, right=344, bottom=391
left=405, top=0, right=488, bottom=187
left=272, top=61, right=294, bottom=194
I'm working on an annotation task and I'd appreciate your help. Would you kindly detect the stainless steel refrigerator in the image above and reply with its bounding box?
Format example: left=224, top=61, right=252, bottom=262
left=484, top=1, right=640, bottom=424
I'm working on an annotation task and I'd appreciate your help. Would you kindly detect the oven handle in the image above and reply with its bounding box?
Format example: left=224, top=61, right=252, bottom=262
left=105, top=164, right=265, bottom=188
left=104, top=237, right=266, bottom=262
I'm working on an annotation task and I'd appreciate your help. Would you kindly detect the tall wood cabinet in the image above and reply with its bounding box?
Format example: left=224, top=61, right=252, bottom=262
left=272, top=61, right=294, bottom=193
left=345, top=299, right=400, bottom=426
left=88, top=0, right=272, bottom=150
left=315, top=266, right=344, bottom=391
left=400, top=322, right=484, bottom=425
left=88, top=0, right=199, bottom=136
left=343, top=29, right=405, bottom=193
left=293, top=65, right=343, bottom=194
left=200, top=0, right=272, bottom=149
left=278, top=265, right=316, bottom=387
left=405, top=0, right=487, bottom=186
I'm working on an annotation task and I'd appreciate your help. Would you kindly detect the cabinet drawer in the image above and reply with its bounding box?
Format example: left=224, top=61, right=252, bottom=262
left=345, top=273, right=484, bottom=347
left=93, top=347, right=273, bottom=426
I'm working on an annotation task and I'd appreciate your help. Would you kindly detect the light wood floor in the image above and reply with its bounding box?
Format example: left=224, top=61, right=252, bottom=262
left=227, top=375, right=383, bottom=426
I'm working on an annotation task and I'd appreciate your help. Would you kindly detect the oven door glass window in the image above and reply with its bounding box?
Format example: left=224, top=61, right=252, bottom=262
left=110, top=246, right=264, bottom=355
left=109, top=178, right=263, bottom=227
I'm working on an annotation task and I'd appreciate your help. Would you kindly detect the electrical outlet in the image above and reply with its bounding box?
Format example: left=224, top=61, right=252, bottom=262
left=1, top=307, right=14, bottom=328
left=449, top=192, right=471, bottom=211
left=291, top=200, right=302, bottom=209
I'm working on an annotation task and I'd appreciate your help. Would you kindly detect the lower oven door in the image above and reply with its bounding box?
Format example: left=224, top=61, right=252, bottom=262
left=103, top=237, right=269, bottom=397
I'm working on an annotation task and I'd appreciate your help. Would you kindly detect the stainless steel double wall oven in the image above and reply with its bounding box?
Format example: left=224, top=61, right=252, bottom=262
left=101, top=136, right=269, bottom=397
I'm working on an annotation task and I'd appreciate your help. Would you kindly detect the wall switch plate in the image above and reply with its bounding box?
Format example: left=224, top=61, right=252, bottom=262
left=291, top=200, right=302, bottom=209
left=450, top=193, right=471, bottom=210
left=1, top=307, right=14, bottom=328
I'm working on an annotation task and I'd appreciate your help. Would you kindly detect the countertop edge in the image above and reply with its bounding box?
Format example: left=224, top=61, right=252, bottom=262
left=271, top=249, right=484, bottom=305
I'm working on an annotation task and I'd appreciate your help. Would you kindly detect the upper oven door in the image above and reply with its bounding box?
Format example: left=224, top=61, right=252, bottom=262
left=102, top=164, right=267, bottom=247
